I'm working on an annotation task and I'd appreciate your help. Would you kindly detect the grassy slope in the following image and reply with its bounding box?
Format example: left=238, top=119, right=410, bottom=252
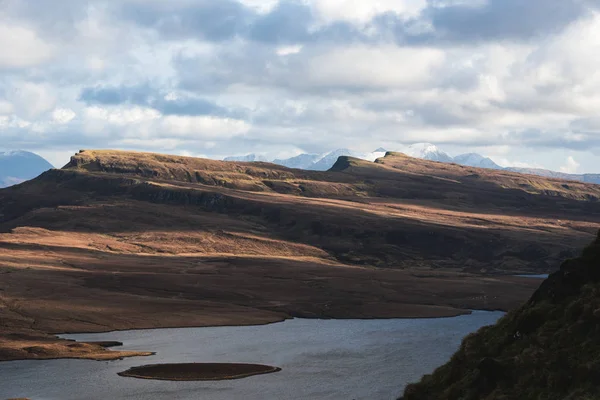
left=402, top=230, right=600, bottom=400
left=0, top=149, right=599, bottom=362
left=3, top=150, right=598, bottom=273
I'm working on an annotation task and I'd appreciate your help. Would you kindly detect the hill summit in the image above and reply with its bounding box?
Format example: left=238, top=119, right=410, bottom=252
left=1, top=148, right=599, bottom=364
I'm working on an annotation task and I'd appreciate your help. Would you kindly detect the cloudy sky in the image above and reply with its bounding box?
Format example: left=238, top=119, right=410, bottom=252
left=1, top=0, right=600, bottom=173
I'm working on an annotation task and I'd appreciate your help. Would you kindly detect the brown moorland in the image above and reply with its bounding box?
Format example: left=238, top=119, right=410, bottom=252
left=0, top=149, right=598, bottom=362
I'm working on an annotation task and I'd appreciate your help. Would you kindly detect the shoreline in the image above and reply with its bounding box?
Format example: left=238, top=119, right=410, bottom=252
left=0, top=244, right=541, bottom=365
left=0, top=310, right=506, bottom=364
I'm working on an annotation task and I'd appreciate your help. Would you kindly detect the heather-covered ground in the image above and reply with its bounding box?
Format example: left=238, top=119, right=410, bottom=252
left=1, top=150, right=598, bottom=361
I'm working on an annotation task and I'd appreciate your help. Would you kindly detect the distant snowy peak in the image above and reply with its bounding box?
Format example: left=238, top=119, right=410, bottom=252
left=273, top=153, right=321, bottom=169
left=322, top=148, right=355, bottom=159
left=506, top=168, right=600, bottom=185
left=453, top=153, right=502, bottom=170
left=0, top=150, right=54, bottom=188
left=399, top=146, right=501, bottom=169
left=219, top=147, right=600, bottom=185
left=220, top=145, right=508, bottom=173
left=0, top=150, right=28, bottom=157
left=223, top=154, right=269, bottom=163
left=271, top=148, right=388, bottom=170
left=402, top=143, right=453, bottom=163
left=0, top=150, right=51, bottom=161
left=363, top=149, right=387, bottom=162
left=308, top=149, right=357, bottom=171
left=453, top=153, right=485, bottom=164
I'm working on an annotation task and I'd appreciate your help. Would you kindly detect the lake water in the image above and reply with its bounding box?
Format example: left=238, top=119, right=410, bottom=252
left=516, top=274, right=549, bottom=279
left=0, top=311, right=504, bottom=400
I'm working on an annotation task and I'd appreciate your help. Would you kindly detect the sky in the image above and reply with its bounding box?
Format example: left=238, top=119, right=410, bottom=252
left=1, top=0, right=600, bottom=173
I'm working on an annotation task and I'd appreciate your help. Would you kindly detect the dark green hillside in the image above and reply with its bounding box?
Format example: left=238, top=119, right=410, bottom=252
left=401, top=229, right=600, bottom=400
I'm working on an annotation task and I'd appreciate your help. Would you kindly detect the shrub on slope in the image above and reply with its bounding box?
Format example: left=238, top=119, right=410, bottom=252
left=402, top=229, right=600, bottom=400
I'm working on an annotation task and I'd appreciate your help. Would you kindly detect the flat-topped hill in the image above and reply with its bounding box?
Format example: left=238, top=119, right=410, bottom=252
left=3, top=149, right=599, bottom=272
left=0, top=149, right=598, bottom=362
left=65, top=149, right=303, bottom=188
left=66, top=150, right=600, bottom=204
left=340, top=151, right=600, bottom=204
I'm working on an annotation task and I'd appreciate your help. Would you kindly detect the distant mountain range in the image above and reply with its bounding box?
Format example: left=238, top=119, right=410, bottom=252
left=223, top=154, right=270, bottom=163
left=0, top=151, right=54, bottom=188
left=505, top=167, right=600, bottom=185
left=2, top=146, right=597, bottom=189
left=227, top=148, right=388, bottom=171
left=223, top=143, right=600, bottom=185
left=224, top=144, right=498, bottom=171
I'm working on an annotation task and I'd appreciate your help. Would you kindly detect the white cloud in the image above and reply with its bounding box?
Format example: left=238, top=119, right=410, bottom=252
left=304, top=46, right=445, bottom=90
left=84, top=106, right=161, bottom=127
left=238, top=0, right=279, bottom=13
left=0, top=100, right=14, bottom=115
left=52, top=108, right=77, bottom=124
left=560, top=156, right=581, bottom=174
left=310, top=0, right=427, bottom=24
left=276, top=45, right=303, bottom=56
left=79, top=105, right=249, bottom=142
left=160, top=115, right=251, bottom=139
left=495, top=159, right=546, bottom=169
left=0, top=23, right=53, bottom=68
left=9, top=83, right=57, bottom=119
left=1, top=0, right=600, bottom=173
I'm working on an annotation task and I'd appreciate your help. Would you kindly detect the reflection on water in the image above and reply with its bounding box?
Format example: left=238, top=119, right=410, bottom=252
left=0, top=312, right=503, bottom=400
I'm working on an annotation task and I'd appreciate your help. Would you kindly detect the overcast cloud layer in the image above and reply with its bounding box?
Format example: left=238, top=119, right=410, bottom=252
left=1, top=0, right=600, bottom=172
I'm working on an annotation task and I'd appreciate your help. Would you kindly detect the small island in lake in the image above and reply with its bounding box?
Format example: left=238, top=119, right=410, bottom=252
left=118, top=363, right=282, bottom=381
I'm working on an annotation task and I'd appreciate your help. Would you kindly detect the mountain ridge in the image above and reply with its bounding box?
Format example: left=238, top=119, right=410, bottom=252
left=223, top=143, right=598, bottom=184
left=507, top=166, right=600, bottom=184
left=0, top=150, right=54, bottom=188
left=7, top=148, right=588, bottom=361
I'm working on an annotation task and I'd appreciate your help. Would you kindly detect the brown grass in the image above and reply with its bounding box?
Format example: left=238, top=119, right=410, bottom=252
left=0, top=149, right=598, bottom=361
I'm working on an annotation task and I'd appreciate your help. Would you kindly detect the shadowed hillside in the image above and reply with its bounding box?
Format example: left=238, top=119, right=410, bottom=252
left=0, top=149, right=599, bottom=361
left=3, top=149, right=595, bottom=271
left=401, top=230, right=600, bottom=400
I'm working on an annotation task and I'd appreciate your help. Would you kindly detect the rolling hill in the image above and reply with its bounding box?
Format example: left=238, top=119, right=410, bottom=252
left=0, top=149, right=599, bottom=361
left=225, top=144, right=598, bottom=184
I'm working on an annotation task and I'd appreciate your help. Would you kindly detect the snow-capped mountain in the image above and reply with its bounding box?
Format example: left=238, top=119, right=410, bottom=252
left=273, top=153, right=321, bottom=169
left=271, top=148, right=387, bottom=171
left=505, top=167, right=600, bottom=185
left=223, top=154, right=269, bottom=163
left=401, top=143, right=453, bottom=163
left=453, top=153, right=503, bottom=170
left=221, top=145, right=599, bottom=186
left=308, top=149, right=359, bottom=171
left=362, top=148, right=388, bottom=162
left=224, top=144, right=455, bottom=171
left=0, top=150, right=54, bottom=188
